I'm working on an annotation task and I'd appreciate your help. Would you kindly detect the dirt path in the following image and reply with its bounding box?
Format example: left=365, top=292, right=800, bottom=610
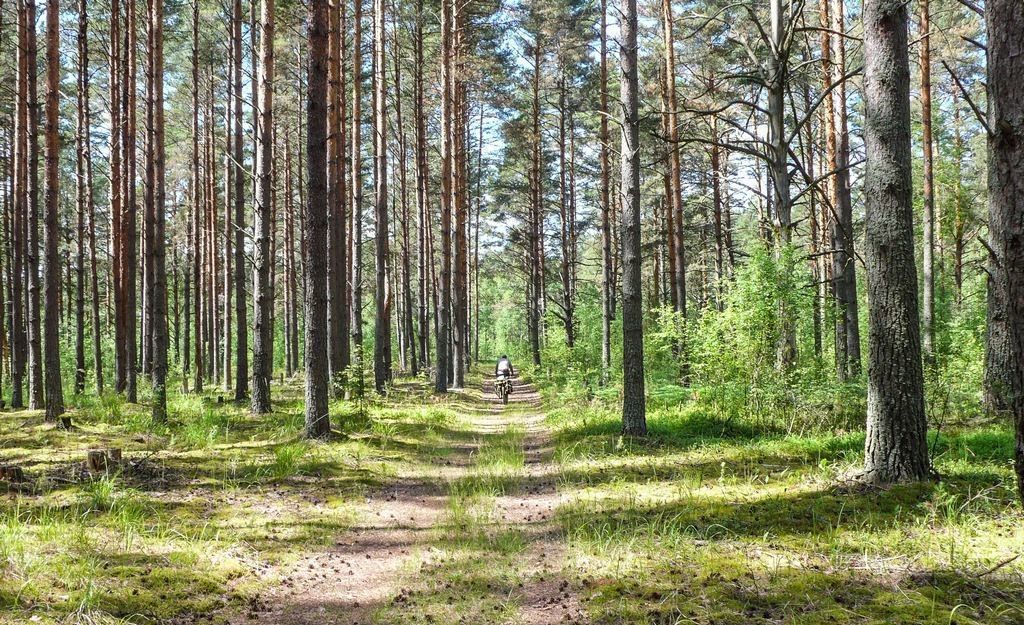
left=233, top=378, right=585, bottom=625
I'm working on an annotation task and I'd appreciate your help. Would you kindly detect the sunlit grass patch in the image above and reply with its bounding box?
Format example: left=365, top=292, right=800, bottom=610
left=549, top=396, right=1024, bottom=625
left=0, top=375, right=454, bottom=625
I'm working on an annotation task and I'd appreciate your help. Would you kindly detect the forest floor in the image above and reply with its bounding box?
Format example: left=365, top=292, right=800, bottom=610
left=1, top=370, right=1023, bottom=624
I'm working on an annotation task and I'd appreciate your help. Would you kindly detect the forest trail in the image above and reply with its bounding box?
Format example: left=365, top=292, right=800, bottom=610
left=233, top=376, right=585, bottom=625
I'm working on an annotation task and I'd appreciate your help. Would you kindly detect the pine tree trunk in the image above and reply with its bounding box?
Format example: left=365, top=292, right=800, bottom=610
left=861, top=0, right=930, bottom=484
left=148, top=0, right=168, bottom=422
left=661, top=0, right=686, bottom=323
left=830, top=0, right=861, bottom=378
left=528, top=38, right=542, bottom=368
left=232, top=0, right=248, bottom=401
left=304, top=0, right=331, bottom=438
left=328, top=0, right=349, bottom=396
left=435, top=0, right=452, bottom=393
left=351, top=0, right=365, bottom=372
left=985, top=0, right=1024, bottom=503
left=414, top=0, right=430, bottom=370
left=598, top=0, right=612, bottom=385
left=619, top=0, right=645, bottom=436
left=372, top=0, right=391, bottom=392
left=251, top=0, right=275, bottom=414
left=452, top=18, right=467, bottom=387
left=75, top=0, right=89, bottom=395
left=109, top=0, right=125, bottom=397
left=26, top=0, right=43, bottom=410
left=42, top=0, right=63, bottom=423
left=10, top=0, right=27, bottom=409
left=919, top=0, right=935, bottom=363
left=124, top=0, right=139, bottom=403
left=191, top=0, right=203, bottom=393
left=393, top=18, right=417, bottom=376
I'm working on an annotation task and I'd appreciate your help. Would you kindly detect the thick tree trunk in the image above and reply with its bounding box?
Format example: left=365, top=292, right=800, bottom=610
left=619, top=0, right=645, bottom=436
left=304, top=0, right=331, bottom=438
left=372, top=0, right=392, bottom=392
left=985, top=0, right=1024, bottom=502
left=861, top=0, right=930, bottom=484
left=251, top=0, right=275, bottom=414
left=42, top=0, right=63, bottom=423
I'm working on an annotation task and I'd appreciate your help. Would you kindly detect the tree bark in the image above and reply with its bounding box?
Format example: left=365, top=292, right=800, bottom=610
left=191, top=0, right=203, bottom=393
left=26, top=0, right=43, bottom=409
left=984, top=0, right=1024, bottom=502
left=830, top=0, right=861, bottom=379
left=435, top=0, right=452, bottom=393
left=251, top=0, right=275, bottom=413
left=372, top=0, right=392, bottom=392
left=661, top=0, right=686, bottom=323
left=328, top=0, right=350, bottom=396
left=11, top=0, right=27, bottom=408
left=232, top=0, right=248, bottom=401
left=304, top=0, right=331, bottom=438
left=619, top=0, right=645, bottom=436
left=598, top=0, right=612, bottom=385
left=414, top=0, right=430, bottom=370
left=919, top=0, right=935, bottom=363
left=351, top=0, right=365, bottom=371
left=75, top=0, right=89, bottom=395
left=148, top=0, right=169, bottom=422
left=862, top=0, right=930, bottom=484
left=42, top=0, right=63, bottom=423
left=528, top=36, right=542, bottom=368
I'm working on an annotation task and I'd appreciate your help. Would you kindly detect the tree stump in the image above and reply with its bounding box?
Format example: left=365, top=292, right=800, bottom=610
left=85, top=449, right=122, bottom=473
left=86, top=450, right=107, bottom=472
left=0, top=465, right=25, bottom=482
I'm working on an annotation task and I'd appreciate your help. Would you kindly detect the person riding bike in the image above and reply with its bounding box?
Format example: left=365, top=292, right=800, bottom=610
left=495, top=355, right=515, bottom=380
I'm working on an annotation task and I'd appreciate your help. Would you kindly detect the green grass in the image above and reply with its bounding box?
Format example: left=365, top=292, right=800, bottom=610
left=548, top=396, right=1024, bottom=625
left=0, top=377, right=458, bottom=625
left=4, top=370, right=1021, bottom=624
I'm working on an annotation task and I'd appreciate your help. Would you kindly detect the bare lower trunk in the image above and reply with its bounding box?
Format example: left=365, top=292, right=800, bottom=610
left=304, top=0, right=331, bottom=438
left=148, top=0, right=168, bottom=423
left=985, top=0, right=1024, bottom=502
left=861, top=0, right=930, bottom=484
left=42, top=0, right=63, bottom=422
left=372, top=0, right=391, bottom=392
left=619, top=0, right=645, bottom=436
left=251, top=0, right=275, bottom=414
left=919, top=0, right=935, bottom=363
